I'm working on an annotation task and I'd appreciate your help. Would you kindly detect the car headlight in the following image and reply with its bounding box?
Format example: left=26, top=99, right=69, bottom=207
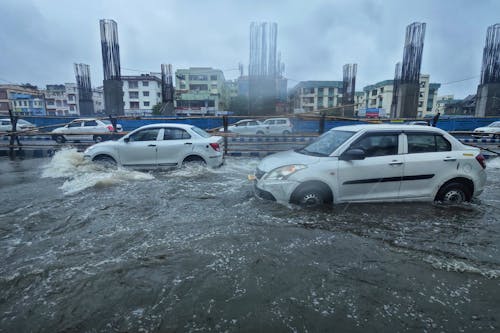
left=265, top=164, right=307, bottom=180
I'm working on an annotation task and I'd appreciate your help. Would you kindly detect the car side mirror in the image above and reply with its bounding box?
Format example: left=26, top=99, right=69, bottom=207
left=124, top=137, right=130, bottom=143
left=340, top=148, right=365, bottom=161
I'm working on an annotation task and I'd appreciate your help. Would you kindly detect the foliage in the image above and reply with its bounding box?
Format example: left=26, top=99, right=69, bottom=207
left=152, top=103, right=162, bottom=115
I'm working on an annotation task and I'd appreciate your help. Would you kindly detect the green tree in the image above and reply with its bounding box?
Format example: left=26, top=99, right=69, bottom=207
left=152, top=103, right=162, bottom=115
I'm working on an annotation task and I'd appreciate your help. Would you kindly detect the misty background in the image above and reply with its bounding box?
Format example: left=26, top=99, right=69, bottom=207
left=1, top=0, right=498, bottom=98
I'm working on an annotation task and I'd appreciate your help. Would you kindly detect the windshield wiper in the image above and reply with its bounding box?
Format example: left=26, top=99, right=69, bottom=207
left=295, top=148, right=327, bottom=157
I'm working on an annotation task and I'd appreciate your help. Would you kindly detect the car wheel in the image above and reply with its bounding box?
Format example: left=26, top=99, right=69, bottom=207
left=282, top=130, right=291, bottom=135
left=93, top=155, right=117, bottom=168
left=494, top=133, right=500, bottom=139
left=54, top=135, right=66, bottom=144
left=435, top=182, right=471, bottom=204
left=256, top=131, right=265, bottom=135
left=292, top=187, right=329, bottom=208
left=93, top=135, right=104, bottom=143
left=182, top=156, right=206, bottom=167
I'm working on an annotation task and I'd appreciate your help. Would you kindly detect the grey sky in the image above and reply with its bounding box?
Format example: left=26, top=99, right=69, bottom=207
left=1, top=0, right=498, bottom=98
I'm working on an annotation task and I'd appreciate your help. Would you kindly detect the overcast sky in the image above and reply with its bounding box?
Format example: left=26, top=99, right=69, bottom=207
left=1, top=0, right=498, bottom=98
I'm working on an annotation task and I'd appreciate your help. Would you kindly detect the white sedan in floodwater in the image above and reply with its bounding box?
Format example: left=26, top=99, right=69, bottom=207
left=84, top=123, right=224, bottom=169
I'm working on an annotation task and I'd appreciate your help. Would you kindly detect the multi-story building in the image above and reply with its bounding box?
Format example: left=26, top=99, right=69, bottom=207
left=44, top=83, right=79, bottom=116
left=174, top=67, right=228, bottom=115
left=122, top=73, right=162, bottom=116
left=0, top=84, right=46, bottom=116
left=361, top=75, right=441, bottom=118
left=289, top=81, right=344, bottom=113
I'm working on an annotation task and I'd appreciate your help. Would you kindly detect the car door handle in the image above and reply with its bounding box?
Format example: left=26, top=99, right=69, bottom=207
left=148, top=144, right=156, bottom=147
left=389, top=161, right=403, bottom=165
left=443, top=157, right=456, bottom=162
left=184, top=142, right=193, bottom=145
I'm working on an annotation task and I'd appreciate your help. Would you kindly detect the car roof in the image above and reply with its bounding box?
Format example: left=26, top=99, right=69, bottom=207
left=73, top=118, right=99, bottom=121
left=332, top=123, right=446, bottom=133
left=236, top=119, right=258, bottom=123
left=135, top=123, right=195, bottom=130
left=265, top=117, right=289, bottom=121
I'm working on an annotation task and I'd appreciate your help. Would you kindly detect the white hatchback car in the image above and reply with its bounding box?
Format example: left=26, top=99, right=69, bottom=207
left=51, top=118, right=123, bottom=143
left=263, top=118, right=293, bottom=135
left=0, top=119, right=37, bottom=133
left=473, top=121, right=500, bottom=138
left=252, top=124, right=487, bottom=206
left=84, top=124, right=224, bottom=169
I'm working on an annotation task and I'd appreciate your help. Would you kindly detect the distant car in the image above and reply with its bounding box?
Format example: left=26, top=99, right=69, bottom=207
left=405, top=120, right=430, bottom=126
left=0, top=119, right=37, bottom=133
left=263, top=118, right=293, bottom=135
left=219, top=119, right=268, bottom=135
left=473, top=121, right=500, bottom=138
left=51, top=118, right=123, bottom=143
left=84, top=123, right=224, bottom=169
left=252, top=124, right=487, bottom=207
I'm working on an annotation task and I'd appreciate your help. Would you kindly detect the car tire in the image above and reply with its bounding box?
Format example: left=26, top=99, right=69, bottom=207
left=282, top=130, right=291, bottom=135
left=182, top=156, right=206, bottom=167
left=93, top=155, right=117, bottom=168
left=435, top=182, right=471, bottom=204
left=256, top=131, right=265, bottom=135
left=54, top=135, right=66, bottom=144
left=93, top=135, right=104, bottom=143
left=291, top=186, right=330, bottom=208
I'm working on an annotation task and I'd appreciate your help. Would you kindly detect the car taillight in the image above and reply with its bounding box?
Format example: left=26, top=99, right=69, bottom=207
left=209, top=143, right=220, bottom=151
left=475, top=154, right=486, bottom=169
left=107, top=125, right=114, bottom=131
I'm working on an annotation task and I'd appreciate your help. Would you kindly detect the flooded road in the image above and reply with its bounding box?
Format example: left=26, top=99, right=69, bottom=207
left=1, top=150, right=499, bottom=332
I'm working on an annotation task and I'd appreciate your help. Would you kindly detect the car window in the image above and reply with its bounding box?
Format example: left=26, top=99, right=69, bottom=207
left=163, top=128, right=191, bottom=140
left=68, top=122, right=81, bottom=128
left=298, top=130, right=355, bottom=156
left=84, top=121, right=98, bottom=126
left=1, top=120, right=11, bottom=125
left=248, top=121, right=259, bottom=126
left=129, top=128, right=160, bottom=141
left=407, top=134, right=451, bottom=153
left=191, top=126, right=211, bottom=138
left=352, top=133, right=399, bottom=157
left=236, top=122, right=247, bottom=127
left=265, top=120, right=275, bottom=125
left=277, top=119, right=287, bottom=124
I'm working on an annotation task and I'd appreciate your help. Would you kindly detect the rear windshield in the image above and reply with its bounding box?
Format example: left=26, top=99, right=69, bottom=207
left=297, top=130, right=355, bottom=156
left=191, top=126, right=211, bottom=138
left=101, top=120, right=111, bottom=125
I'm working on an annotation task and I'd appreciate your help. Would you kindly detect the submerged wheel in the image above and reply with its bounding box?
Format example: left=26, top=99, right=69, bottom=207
left=182, top=156, right=206, bottom=167
left=291, top=184, right=332, bottom=208
left=93, top=135, right=104, bottom=143
left=435, top=182, right=471, bottom=204
left=93, top=155, right=117, bottom=168
left=54, top=135, right=66, bottom=144
left=282, top=130, right=291, bottom=135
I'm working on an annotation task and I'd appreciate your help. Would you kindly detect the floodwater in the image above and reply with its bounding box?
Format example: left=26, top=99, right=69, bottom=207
left=0, top=149, right=499, bottom=332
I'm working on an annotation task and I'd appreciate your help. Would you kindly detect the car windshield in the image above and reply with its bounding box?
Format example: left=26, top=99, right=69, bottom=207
left=191, top=126, right=211, bottom=138
left=101, top=120, right=111, bottom=125
left=488, top=122, right=500, bottom=127
left=297, top=130, right=355, bottom=156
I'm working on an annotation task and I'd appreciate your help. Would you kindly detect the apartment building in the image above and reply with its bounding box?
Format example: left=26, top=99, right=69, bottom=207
left=289, top=81, right=344, bottom=113
left=174, top=67, right=228, bottom=115
left=122, top=73, right=162, bottom=116
left=362, top=75, right=441, bottom=118
left=44, top=83, right=79, bottom=116
left=0, top=84, right=46, bottom=116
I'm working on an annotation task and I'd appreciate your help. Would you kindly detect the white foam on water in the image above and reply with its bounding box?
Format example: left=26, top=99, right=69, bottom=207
left=424, top=255, right=500, bottom=279
left=486, top=157, right=500, bottom=169
left=41, top=148, right=154, bottom=195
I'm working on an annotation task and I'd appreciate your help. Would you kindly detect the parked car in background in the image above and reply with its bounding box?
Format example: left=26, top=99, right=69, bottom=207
left=0, top=118, right=37, bottom=132
left=219, top=119, right=268, bottom=135
left=263, top=117, right=293, bottom=135
left=252, top=124, right=486, bottom=207
left=51, top=118, right=123, bottom=143
left=84, top=123, right=224, bottom=169
left=473, top=121, right=500, bottom=138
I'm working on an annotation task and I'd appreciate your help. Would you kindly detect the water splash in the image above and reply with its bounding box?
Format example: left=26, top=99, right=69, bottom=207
left=41, top=148, right=153, bottom=195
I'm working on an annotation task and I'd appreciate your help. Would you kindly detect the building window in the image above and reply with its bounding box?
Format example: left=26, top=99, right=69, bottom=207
left=380, top=87, right=384, bottom=93
left=129, top=81, right=138, bottom=89
left=129, top=91, right=139, bottom=99
left=210, top=75, right=218, bottom=81
left=70, top=105, right=75, bottom=111
left=130, top=101, right=140, bottom=109
left=157, top=93, right=161, bottom=98
left=371, top=89, right=377, bottom=96
left=211, top=84, right=218, bottom=89
left=142, top=81, right=149, bottom=87
left=189, top=84, right=208, bottom=91
left=418, top=101, right=423, bottom=107
left=143, top=101, right=150, bottom=107
left=180, top=84, right=186, bottom=89
left=189, top=74, right=208, bottom=81
left=56, top=100, right=62, bottom=107
left=143, top=91, right=149, bottom=97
